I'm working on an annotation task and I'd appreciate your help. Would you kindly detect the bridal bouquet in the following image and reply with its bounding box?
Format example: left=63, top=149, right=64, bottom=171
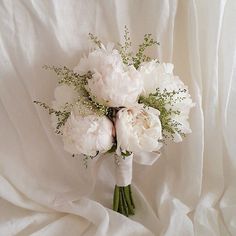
left=35, top=27, right=194, bottom=216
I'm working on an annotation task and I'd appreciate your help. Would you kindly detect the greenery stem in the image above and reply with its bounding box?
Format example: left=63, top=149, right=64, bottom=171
left=112, top=184, right=135, bottom=217
left=113, top=185, right=120, bottom=211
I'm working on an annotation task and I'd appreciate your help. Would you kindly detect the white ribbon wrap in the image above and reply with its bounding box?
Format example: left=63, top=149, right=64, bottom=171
left=115, top=151, right=160, bottom=186
left=115, top=154, right=133, bottom=187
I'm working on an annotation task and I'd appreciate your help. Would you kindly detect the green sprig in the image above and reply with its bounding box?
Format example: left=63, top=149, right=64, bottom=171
left=132, top=34, right=160, bottom=69
left=117, top=27, right=160, bottom=69
left=44, top=65, right=109, bottom=116
left=88, top=33, right=102, bottom=48
left=34, top=100, right=70, bottom=134
left=139, top=88, right=187, bottom=140
left=117, top=25, right=132, bottom=65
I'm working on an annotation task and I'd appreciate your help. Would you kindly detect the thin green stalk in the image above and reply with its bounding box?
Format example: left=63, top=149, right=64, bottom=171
left=118, top=189, right=125, bottom=215
left=124, top=186, right=135, bottom=215
left=121, top=187, right=129, bottom=216
left=112, top=184, right=135, bottom=216
left=128, top=185, right=135, bottom=209
left=113, top=185, right=119, bottom=211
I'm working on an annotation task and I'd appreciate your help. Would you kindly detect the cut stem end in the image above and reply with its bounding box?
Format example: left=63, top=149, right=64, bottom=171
left=112, top=184, right=135, bottom=216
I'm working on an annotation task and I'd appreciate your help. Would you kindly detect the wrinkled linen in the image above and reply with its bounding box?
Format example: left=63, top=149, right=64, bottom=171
left=0, top=0, right=236, bottom=235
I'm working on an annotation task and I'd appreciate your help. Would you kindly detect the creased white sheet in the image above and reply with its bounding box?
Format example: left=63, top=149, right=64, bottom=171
left=0, top=0, right=236, bottom=235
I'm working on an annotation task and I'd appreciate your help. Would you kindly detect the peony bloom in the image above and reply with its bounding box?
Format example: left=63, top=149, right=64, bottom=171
left=74, top=43, right=123, bottom=75
left=139, top=60, right=174, bottom=96
left=155, top=70, right=194, bottom=143
left=62, top=112, right=114, bottom=156
left=139, top=61, right=194, bottom=142
left=74, top=43, right=143, bottom=107
left=115, top=106, right=162, bottom=155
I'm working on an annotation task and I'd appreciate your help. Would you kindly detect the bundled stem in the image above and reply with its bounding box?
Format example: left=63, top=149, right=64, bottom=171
left=112, top=184, right=135, bottom=216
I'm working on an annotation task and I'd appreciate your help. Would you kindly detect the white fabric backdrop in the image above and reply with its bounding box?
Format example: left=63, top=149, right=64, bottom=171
left=0, top=0, right=236, bottom=235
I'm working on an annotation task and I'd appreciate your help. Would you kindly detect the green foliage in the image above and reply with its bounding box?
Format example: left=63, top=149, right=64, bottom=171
left=42, top=65, right=90, bottom=93
left=132, top=34, right=159, bottom=69
left=118, top=26, right=160, bottom=68
left=117, top=26, right=132, bottom=65
left=139, top=88, right=187, bottom=140
left=43, top=65, right=109, bottom=116
left=121, top=150, right=132, bottom=157
left=33, top=100, right=70, bottom=135
left=107, top=143, right=117, bottom=153
left=87, top=27, right=159, bottom=69
left=89, top=33, right=102, bottom=48
left=35, top=66, right=110, bottom=135
left=81, top=151, right=99, bottom=168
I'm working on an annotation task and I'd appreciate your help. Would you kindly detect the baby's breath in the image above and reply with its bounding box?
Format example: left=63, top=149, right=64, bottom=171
left=75, top=96, right=109, bottom=117
left=33, top=100, right=70, bottom=135
left=43, top=65, right=91, bottom=93
left=117, top=26, right=132, bottom=65
left=132, top=34, right=160, bottom=69
left=44, top=65, right=108, bottom=115
left=88, top=33, right=102, bottom=48
left=117, top=26, right=160, bottom=69
left=139, top=88, right=187, bottom=140
left=82, top=151, right=99, bottom=168
left=35, top=66, right=110, bottom=134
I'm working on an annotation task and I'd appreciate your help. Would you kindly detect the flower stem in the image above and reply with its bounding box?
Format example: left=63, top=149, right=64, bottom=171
left=112, top=184, right=135, bottom=216
left=124, top=186, right=135, bottom=215
left=118, top=189, right=125, bottom=215
left=113, top=185, right=119, bottom=211
left=128, top=184, right=135, bottom=209
left=121, top=187, right=129, bottom=216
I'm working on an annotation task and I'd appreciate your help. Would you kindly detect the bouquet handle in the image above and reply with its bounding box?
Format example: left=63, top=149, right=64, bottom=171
left=112, top=154, right=135, bottom=216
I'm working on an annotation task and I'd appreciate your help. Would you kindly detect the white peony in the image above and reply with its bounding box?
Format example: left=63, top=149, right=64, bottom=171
left=62, top=112, right=114, bottom=156
left=139, top=61, right=194, bottom=142
left=74, top=43, right=123, bottom=75
left=155, top=69, right=194, bottom=143
left=115, top=106, right=162, bottom=155
left=74, top=43, right=143, bottom=107
left=139, top=60, right=174, bottom=96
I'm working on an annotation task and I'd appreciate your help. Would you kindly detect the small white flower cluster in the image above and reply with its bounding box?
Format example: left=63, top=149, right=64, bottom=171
left=51, top=42, right=194, bottom=157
